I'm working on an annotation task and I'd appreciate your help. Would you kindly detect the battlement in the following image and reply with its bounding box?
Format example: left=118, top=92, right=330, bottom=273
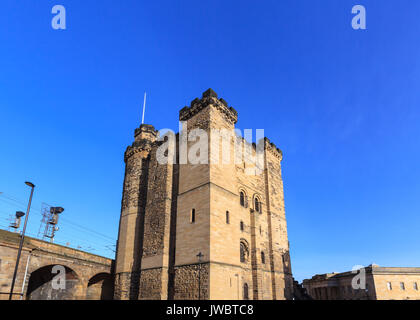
left=124, top=124, right=157, bottom=162
left=179, top=88, right=238, bottom=124
left=264, top=137, right=283, bottom=160
left=134, top=124, right=157, bottom=140
left=235, top=136, right=283, bottom=161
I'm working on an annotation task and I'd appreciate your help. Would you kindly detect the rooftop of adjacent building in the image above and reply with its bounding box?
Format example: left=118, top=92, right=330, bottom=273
left=303, top=264, right=420, bottom=283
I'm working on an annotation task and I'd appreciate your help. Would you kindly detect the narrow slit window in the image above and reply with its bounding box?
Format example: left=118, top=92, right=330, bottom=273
left=191, top=209, right=196, bottom=223
left=226, top=211, right=230, bottom=224
left=240, top=221, right=244, bottom=231
left=240, top=192, right=245, bottom=207
left=240, top=244, right=245, bottom=263
left=255, top=198, right=260, bottom=213
left=243, top=283, right=249, bottom=300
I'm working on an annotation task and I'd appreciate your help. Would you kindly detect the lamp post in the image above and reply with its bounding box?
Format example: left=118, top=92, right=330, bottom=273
left=9, top=181, right=35, bottom=300
left=196, top=252, right=203, bottom=300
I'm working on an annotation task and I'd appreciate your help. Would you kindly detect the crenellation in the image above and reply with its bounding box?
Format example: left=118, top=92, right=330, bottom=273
left=264, top=137, right=283, bottom=160
left=134, top=124, right=158, bottom=140
left=179, top=89, right=238, bottom=125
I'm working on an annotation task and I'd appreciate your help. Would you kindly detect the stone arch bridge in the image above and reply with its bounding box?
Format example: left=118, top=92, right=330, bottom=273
left=0, top=229, right=114, bottom=300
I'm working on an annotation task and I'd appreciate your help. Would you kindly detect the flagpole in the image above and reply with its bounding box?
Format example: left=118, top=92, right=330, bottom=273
left=142, top=92, right=147, bottom=125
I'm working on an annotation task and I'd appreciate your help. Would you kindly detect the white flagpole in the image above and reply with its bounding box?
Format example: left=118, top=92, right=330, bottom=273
left=141, top=92, right=147, bottom=125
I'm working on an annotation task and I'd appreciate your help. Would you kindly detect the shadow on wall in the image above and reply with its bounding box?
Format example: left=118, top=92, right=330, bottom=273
left=87, top=273, right=114, bottom=300
left=26, top=265, right=81, bottom=300
left=26, top=265, right=114, bottom=300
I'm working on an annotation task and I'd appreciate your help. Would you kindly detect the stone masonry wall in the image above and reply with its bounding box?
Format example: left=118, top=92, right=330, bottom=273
left=173, top=263, right=209, bottom=300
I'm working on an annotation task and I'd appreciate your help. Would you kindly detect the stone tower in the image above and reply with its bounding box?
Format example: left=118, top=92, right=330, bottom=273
left=114, top=124, right=157, bottom=299
left=114, top=89, right=294, bottom=300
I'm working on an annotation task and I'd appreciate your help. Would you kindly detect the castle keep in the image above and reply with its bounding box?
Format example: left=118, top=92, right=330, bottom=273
left=114, top=89, right=294, bottom=300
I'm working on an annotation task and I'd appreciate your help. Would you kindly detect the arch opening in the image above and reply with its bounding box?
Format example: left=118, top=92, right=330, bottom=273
left=240, top=240, right=249, bottom=263
left=86, top=273, right=114, bottom=300
left=26, top=265, right=81, bottom=300
left=243, top=283, right=249, bottom=300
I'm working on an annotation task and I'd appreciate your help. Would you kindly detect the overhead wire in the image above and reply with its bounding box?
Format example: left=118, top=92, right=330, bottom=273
left=0, top=193, right=117, bottom=256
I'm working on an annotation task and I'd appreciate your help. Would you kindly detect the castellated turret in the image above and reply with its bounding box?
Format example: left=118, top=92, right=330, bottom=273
left=179, top=88, right=238, bottom=127
left=114, top=89, right=294, bottom=300
left=114, top=124, right=157, bottom=300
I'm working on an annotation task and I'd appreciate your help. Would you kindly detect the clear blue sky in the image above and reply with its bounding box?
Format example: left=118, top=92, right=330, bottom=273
left=0, top=1, right=419, bottom=282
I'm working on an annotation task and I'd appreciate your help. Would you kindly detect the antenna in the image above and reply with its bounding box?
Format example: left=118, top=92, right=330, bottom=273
left=141, top=92, right=147, bottom=124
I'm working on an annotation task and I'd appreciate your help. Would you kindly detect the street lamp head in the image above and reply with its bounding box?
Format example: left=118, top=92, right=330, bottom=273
left=15, top=211, right=25, bottom=218
left=25, top=181, right=35, bottom=188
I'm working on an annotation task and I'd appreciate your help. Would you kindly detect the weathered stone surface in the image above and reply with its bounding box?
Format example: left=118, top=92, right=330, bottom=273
left=138, top=268, right=163, bottom=299
left=113, top=272, right=140, bottom=300
left=173, top=264, right=209, bottom=300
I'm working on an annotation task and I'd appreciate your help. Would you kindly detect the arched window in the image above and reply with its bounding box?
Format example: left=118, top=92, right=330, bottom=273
left=226, top=211, right=230, bottom=224
left=261, top=251, right=265, bottom=264
left=240, top=221, right=244, bottom=231
left=243, top=283, right=249, bottom=300
left=255, top=198, right=260, bottom=213
left=240, top=243, right=245, bottom=262
left=240, top=240, right=249, bottom=263
left=240, top=192, right=245, bottom=207
left=191, top=209, right=196, bottom=223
